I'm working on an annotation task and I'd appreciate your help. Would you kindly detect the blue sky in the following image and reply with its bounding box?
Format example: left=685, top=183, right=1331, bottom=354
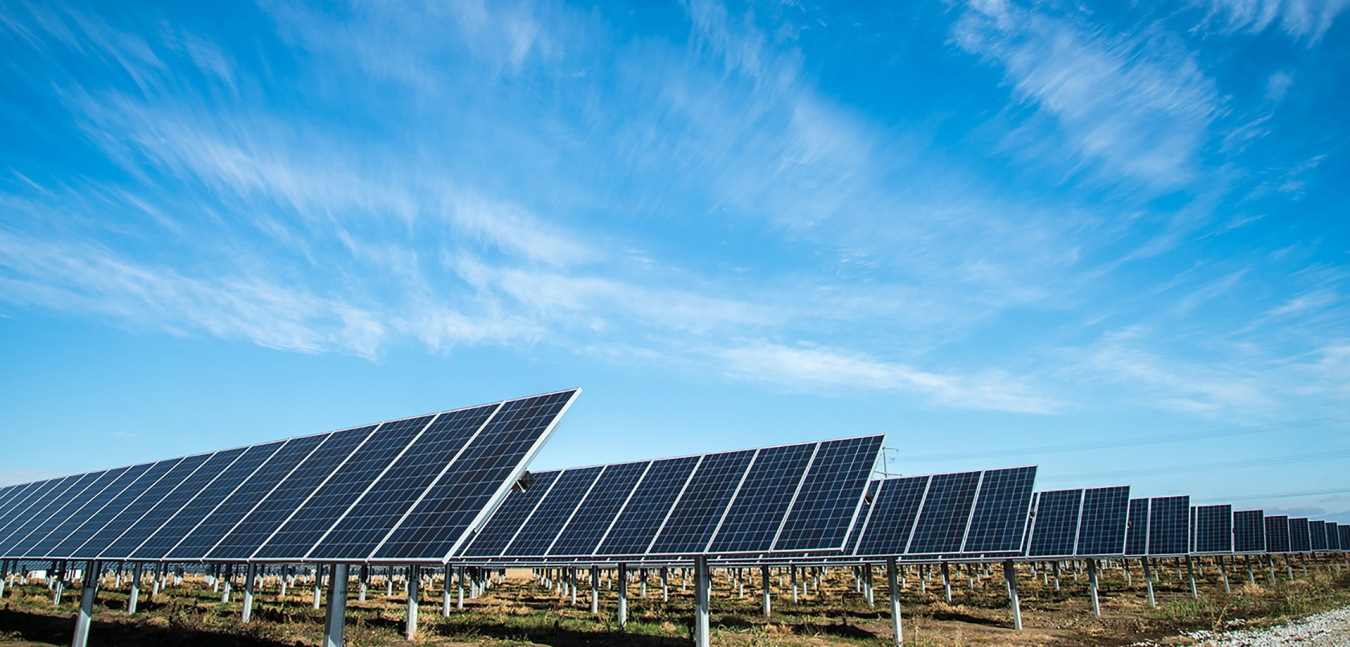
left=0, top=0, right=1347, bottom=521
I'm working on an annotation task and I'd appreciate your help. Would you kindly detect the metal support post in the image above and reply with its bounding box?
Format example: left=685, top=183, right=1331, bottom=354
left=617, top=564, right=629, bottom=628
left=1003, top=560, right=1022, bottom=631
left=661, top=566, right=670, bottom=602
left=71, top=560, right=100, bottom=647
left=128, top=562, right=143, bottom=615
left=222, top=563, right=232, bottom=603
left=313, top=565, right=323, bottom=609
left=761, top=565, right=771, bottom=618
left=942, top=562, right=951, bottom=603
left=1142, top=558, right=1155, bottom=607
left=359, top=565, right=368, bottom=602
left=1052, top=560, right=1060, bottom=591
left=590, top=567, right=600, bottom=616
left=405, top=564, right=420, bottom=640
left=1219, top=556, right=1230, bottom=593
left=1186, top=556, right=1197, bottom=599
left=242, top=563, right=256, bottom=623
left=694, top=556, right=710, bottom=647
left=442, top=565, right=453, bottom=616
left=1087, top=558, right=1100, bottom=617
left=322, top=564, right=348, bottom=647
left=887, top=557, right=903, bottom=647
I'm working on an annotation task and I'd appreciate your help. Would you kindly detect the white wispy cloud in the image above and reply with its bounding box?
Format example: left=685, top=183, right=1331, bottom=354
left=1198, top=0, right=1350, bottom=41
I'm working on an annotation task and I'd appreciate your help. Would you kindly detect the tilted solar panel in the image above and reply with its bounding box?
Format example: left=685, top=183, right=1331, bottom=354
left=461, top=471, right=561, bottom=558
left=963, top=466, right=1037, bottom=554
left=546, top=462, right=647, bottom=557
left=1340, top=526, right=1350, bottom=552
left=1193, top=505, right=1233, bottom=554
left=1147, top=495, right=1189, bottom=556
left=1325, top=522, right=1341, bottom=551
left=649, top=451, right=756, bottom=555
left=1233, top=510, right=1265, bottom=553
left=508, top=467, right=603, bottom=557
left=1309, top=521, right=1328, bottom=551
left=853, top=476, right=928, bottom=557
left=595, top=457, right=700, bottom=556
left=1076, top=486, right=1130, bottom=556
left=0, top=390, right=579, bottom=564
left=1124, top=498, right=1148, bottom=556
left=1265, top=515, right=1290, bottom=553
left=906, top=471, right=981, bottom=555
left=772, top=436, right=884, bottom=552
left=1027, top=489, right=1081, bottom=557
left=707, top=443, right=817, bottom=554
left=1289, top=518, right=1311, bottom=552
left=843, top=480, right=880, bottom=556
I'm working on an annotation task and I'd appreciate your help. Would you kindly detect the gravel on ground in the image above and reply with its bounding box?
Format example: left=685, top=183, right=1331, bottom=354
left=1183, top=605, right=1350, bottom=646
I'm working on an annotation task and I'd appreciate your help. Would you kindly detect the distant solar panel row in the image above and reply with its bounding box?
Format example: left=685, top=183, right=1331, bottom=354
left=461, top=436, right=883, bottom=559
left=0, top=390, right=579, bottom=563
left=1024, top=486, right=1130, bottom=557
left=848, top=466, right=1038, bottom=558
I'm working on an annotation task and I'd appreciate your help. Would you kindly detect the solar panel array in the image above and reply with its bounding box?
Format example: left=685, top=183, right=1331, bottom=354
left=461, top=436, right=883, bottom=559
left=1192, top=504, right=1233, bottom=554
left=1024, top=486, right=1129, bottom=558
left=850, top=466, right=1037, bottom=558
left=0, top=390, right=579, bottom=563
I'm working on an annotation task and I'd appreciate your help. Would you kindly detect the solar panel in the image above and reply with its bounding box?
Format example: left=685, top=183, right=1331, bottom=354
left=596, top=457, right=700, bottom=556
left=963, top=466, right=1038, bottom=554
left=0, top=390, right=578, bottom=564
left=706, top=443, right=817, bottom=554
left=163, top=439, right=309, bottom=560
left=649, top=451, right=755, bottom=555
left=72, top=454, right=214, bottom=559
left=1265, top=515, right=1290, bottom=553
left=1233, top=510, right=1265, bottom=553
left=546, top=462, right=647, bottom=557
left=1340, top=525, right=1350, bottom=552
left=1026, top=489, right=1081, bottom=557
left=1309, top=520, right=1328, bottom=551
left=1324, top=522, right=1341, bottom=551
left=1289, top=517, right=1311, bottom=552
left=507, top=467, right=603, bottom=557
left=906, top=471, right=981, bottom=555
left=307, top=404, right=499, bottom=560
left=101, top=448, right=248, bottom=560
left=461, top=471, right=561, bottom=558
left=1146, top=495, right=1189, bottom=556
left=1124, top=498, right=1148, bottom=556
left=1193, top=505, right=1233, bottom=554
left=853, top=476, right=928, bottom=557
left=1076, top=486, right=1130, bottom=556
left=253, top=416, right=435, bottom=560
left=771, top=436, right=884, bottom=552
left=371, top=391, right=578, bottom=561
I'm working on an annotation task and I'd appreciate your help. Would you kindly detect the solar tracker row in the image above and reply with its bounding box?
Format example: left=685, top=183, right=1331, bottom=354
left=849, top=466, right=1037, bottom=558
left=0, top=390, right=579, bottom=564
left=462, top=436, right=884, bottom=559
left=1023, top=486, right=1129, bottom=557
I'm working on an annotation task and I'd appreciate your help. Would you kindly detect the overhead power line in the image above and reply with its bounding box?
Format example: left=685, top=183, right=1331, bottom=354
left=903, top=414, right=1350, bottom=462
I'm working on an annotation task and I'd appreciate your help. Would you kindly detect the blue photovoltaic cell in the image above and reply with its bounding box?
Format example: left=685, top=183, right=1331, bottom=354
left=1265, top=515, right=1290, bottom=553
left=373, top=390, right=577, bottom=561
left=253, top=416, right=433, bottom=560
left=102, top=448, right=247, bottom=559
left=1309, top=520, right=1327, bottom=551
left=1077, top=486, right=1130, bottom=556
left=461, top=471, right=560, bottom=557
left=1, top=472, right=120, bottom=557
left=167, top=436, right=325, bottom=560
left=74, top=454, right=212, bottom=559
left=210, top=425, right=376, bottom=560
left=649, top=451, right=755, bottom=555
left=907, top=471, right=982, bottom=555
left=1194, top=505, right=1233, bottom=554
left=1233, top=510, right=1265, bottom=553
left=855, top=477, right=930, bottom=556
left=505, top=467, right=604, bottom=557
left=1028, top=489, right=1081, bottom=557
left=1125, top=498, right=1148, bottom=556
left=1289, top=518, right=1311, bottom=552
left=548, top=462, right=648, bottom=556
left=963, top=466, right=1037, bottom=554
left=25, top=466, right=153, bottom=558
left=53, top=460, right=182, bottom=559
left=0, top=479, right=73, bottom=553
left=596, top=457, right=699, bottom=556
left=308, top=404, right=498, bottom=560
left=1147, top=495, right=1189, bottom=556
left=139, top=441, right=286, bottom=560
left=773, top=436, right=884, bottom=552
left=708, top=443, right=817, bottom=554
left=1327, top=524, right=1341, bottom=551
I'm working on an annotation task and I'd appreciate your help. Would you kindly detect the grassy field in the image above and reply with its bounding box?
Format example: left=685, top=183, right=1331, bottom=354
left=1, top=557, right=1348, bottom=646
